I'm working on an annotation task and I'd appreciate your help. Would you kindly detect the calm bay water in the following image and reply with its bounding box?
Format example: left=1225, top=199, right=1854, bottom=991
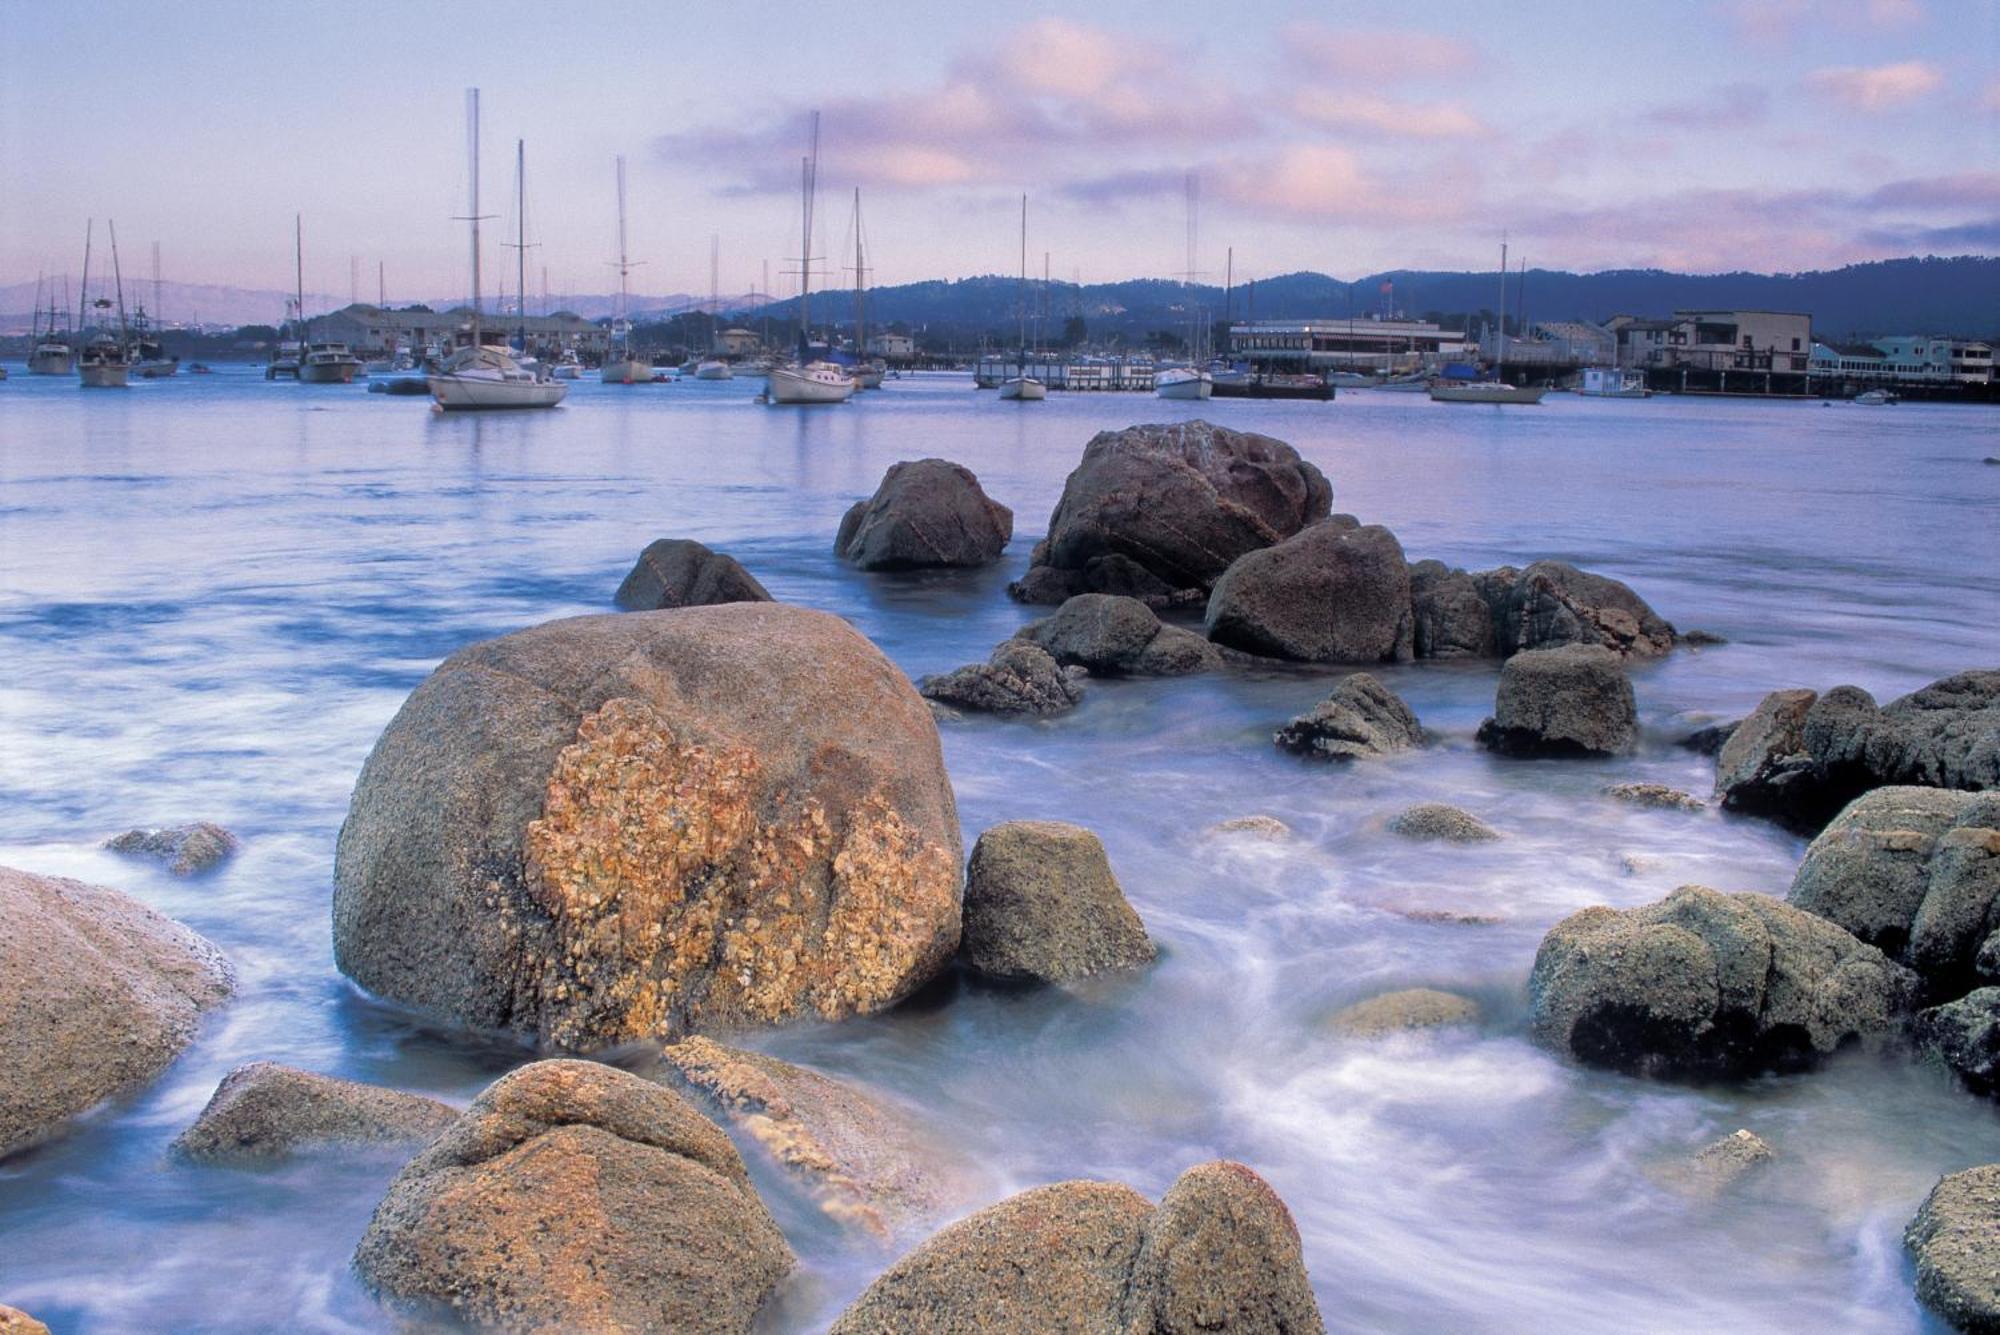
left=1, top=366, right=1996, bottom=1332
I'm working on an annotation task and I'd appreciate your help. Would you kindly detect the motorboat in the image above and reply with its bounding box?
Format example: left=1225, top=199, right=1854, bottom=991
left=428, top=343, right=568, bottom=410
left=1854, top=388, right=1897, bottom=405
left=694, top=358, right=734, bottom=380
left=78, top=332, right=131, bottom=388
left=299, top=341, right=362, bottom=383
left=997, top=375, right=1046, bottom=401
left=551, top=348, right=585, bottom=379
left=853, top=358, right=886, bottom=389
left=1427, top=379, right=1546, bottom=404
left=1155, top=366, right=1213, bottom=400
left=767, top=360, right=855, bottom=404
left=1576, top=367, right=1649, bottom=398
left=29, top=337, right=76, bottom=376
left=267, top=340, right=303, bottom=379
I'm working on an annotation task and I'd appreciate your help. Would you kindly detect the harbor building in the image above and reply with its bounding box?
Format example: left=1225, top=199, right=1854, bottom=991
left=713, top=327, right=760, bottom=356
left=867, top=332, right=917, bottom=362
left=1872, top=336, right=1994, bottom=383
left=1228, top=318, right=1471, bottom=373
left=1808, top=342, right=1892, bottom=382
left=309, top=304, right=607, bottom=358
left=1607, top=309, right=1812, bottom=394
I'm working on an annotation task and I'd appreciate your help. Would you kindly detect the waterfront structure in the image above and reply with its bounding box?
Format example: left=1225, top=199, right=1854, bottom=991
left=867, top=331, right=915, bottom=361
left=1808, top=341, right=1892, bottom=382
left=310, top=304, right=605, bottom=360
left=714, top=327, right=760, bottom=356
left=1229, top=317, right=1471, bottom=373
left=1609, top=310, right=1811, bottom=375
left=1872, top=335, right=1994, bottom=384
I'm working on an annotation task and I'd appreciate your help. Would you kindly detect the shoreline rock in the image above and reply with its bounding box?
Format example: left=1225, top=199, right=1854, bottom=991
left=1327, top=988, right=1480, bottom=1037
left=1478, top=644, right=1639, bottom=758
left=1014, top=593, right=1221, bottom=676
left=1204, top=518, right=1414, bottom=664
left=1388, top=803, right=1500, bottom=843
left=1274, top=673, right=1426, bottom=762
left=104, top=821, right=239, bottom=876
left=1605, top=783, right=1706, bottom=812
left=919, top=640, right=1086, bottom=716
left=614, top=538, right=772, bottom=611
left=172, top=1062, right=457, bottom=1162
left=1907, top=1164, right=2000, bottom=1332
left=960, top=822, right=1155, bottom=983
left=836, top=459, right=1013, bottom=571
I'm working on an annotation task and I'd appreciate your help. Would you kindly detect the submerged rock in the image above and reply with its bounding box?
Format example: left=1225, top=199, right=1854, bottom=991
left=1907, top=1164, right=2000, bottom=1333
left=1679, top=1129, right=1775, bottom=1197
left=172, top=1062, right=456, bottom=1162
left=1478, top=644, right=1638, bottom=758
left=1388, top=803, right=1500, bottom=843
left=1786, top=788, right=2000, bottom=998
left=919, top=640, right=1087, bottom=716
left=1914, top=989, right=2000, bottom=1097
left=332, top=603, right=963, bottom=1049
left=960, top=821, right=1155, bottom=983
left=835, top=458, right=1013, bottom=570
left=658, top=1036, right=958, bottom=1239
left=1208, top=814, right=1293, bottom=840
left=829, top=1161, right=1324, bottom=1334
left=1015, top=593, right=1221, bottom=676
left=1009, top=421, right=1332, bottom=605
left=1327, top=988, right=1480, bottom=1037
left=1204, top=518, right=1415, bottom=663
left=354, top=1060, right=792, bottom=1333
left=1274, top=673, right=1426, bottom=762
left=1677, top=719, right=1741, bottom=756
left=614, top=538, right=772, bottom=610
left=1528, top=884, right=1917, bottom=1078
left=1, top=865, right=233, bottom=1160
left=104, top=821, right=239, bottom=876
left=1605, top=783, right=1706, bottom=812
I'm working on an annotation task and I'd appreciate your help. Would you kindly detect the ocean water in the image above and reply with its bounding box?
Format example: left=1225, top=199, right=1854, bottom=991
left=0, top=366, right=1996, bottom=1332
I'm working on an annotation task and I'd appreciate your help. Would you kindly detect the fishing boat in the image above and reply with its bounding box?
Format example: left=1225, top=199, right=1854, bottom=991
left=299, top=342, right=362, bottom=383
left=427, top=93, right=567, bottom=411
left=28, top=276, right=76, bottom=375
left=1854, top=387, right=1897, bottom=405
left=1430, top=238, right=1545, bottom=405
left=997, top=195, right=1046, bottom=402
left=767, top=112, right=854, bottom=406
left=267, top=329, right=303, bottom=380
left=1576, top=367, right=1649, bottom=398
left=1155, top=176, right=1213, bottom=401
left=75, top=221, right=133, bottom=388
left=600, top=157, right=653, bottom=386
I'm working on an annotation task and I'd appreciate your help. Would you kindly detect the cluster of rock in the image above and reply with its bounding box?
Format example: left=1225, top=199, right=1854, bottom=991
left=1715, top=671, right=1999, bottom=833
left=836, top=458, right=1014, bottom=571
left=1411, top=559, right=1677, bottom=661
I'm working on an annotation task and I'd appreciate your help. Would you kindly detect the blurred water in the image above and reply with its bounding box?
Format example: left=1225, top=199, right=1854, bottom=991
left=0, top=366, right=1996, bottom=1332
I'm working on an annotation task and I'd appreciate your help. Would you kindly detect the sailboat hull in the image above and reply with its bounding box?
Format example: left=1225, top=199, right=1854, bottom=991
left=694, top=360, right=734, bottom=380
left=29, top=349, right=75, bottom=375
left=1154, top=369, right=1213, bottom=400
left=428, top=375, right=569, bottom=410
left=768, top=364, right=855, bottom=404
left=997, top=377, right=1046, bottom=401
left=601, top=359, right=653, bottom=385
left=1427, top=383, right=1546, bottom=404
left=79, top=363, right=130, bottom=388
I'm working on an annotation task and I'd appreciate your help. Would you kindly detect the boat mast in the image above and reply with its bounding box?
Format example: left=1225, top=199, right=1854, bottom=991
left=295, top=214, right=305, bottom=342
left=712, top=232, right=722, bottom=357
left=1016, top=194, right=1027, bottom=370
left=455, top=89, right=490, bottom=347
left=516, top=139, right=528, bottom=351
left=151, top=242, right=163, bottom=332
left=796, top=110, right=820, bottom=360
left=79, top=221, right=93, bottom=336
left=1496, top=233, right=1507, bottom=378
left=108, top=220, right=129, bottom=343
left=850, top=192, right=865, bottom=359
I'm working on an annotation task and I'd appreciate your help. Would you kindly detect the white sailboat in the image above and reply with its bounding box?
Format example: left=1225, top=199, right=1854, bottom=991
left=847, top=191, right=886, bottom=389
left=601, top=156, right=653, bottom=385
left=28, top=274, right=75, bottom=375
left=768, top=111, right=855, bottom=406
left=1430, top=237, right=1546, bottom=405
left=997, top=195, right=1046, bottom=401
left=76, top=220, right=133, bottom=388
left=1155, top=174, right=1212, bottom=401
left=693, top=233, right=735, bottom=380
left=428, top=91, right=567, bottom=411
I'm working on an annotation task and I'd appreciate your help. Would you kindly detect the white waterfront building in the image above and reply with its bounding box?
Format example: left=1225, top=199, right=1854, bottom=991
left=1228, top=317, right=1471, bottom=372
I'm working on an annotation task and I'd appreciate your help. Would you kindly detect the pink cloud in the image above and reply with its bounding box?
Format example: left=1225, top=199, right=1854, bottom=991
left=1864, top=171, right=2000, bottom=209
left=1807, top=60, right=1944, bottom=108
left=1280, top=22, right=1480, bottom=82
left=1291, top=91, right=1487, bottom=139
left=1212, top=145, right=1471, bottom=225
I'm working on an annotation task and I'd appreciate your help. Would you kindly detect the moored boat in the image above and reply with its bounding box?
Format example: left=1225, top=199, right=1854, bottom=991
left=1428, top=379, right=1546, bottom=404
left=767, top=361, right=855, bottom=404
left=998, top=375, right=1047, bottom=400
left=28, top=276, right=76, bottom=375
left=765, top=112, right=853, bottom=407
left=1854, top=387, right=1897, bottom=405
left=1576, top=367, right=1649, bottom=398
left=694, top=358, right=734, bottom=380
left=78, top=332, right=131, bottom=388
left=298, top=341, right=362, bottom=383
left=1155, top=366, right=1214, bottom=400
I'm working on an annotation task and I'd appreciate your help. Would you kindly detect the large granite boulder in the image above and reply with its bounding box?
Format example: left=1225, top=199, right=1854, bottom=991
left=919, top=640, right=1086, bottom=716
left=1717, top=672, right=2000, bottom=833
left=1488, top=560, right=1677, bottom=659
left=829, top=1161, right=1324, bottom=1334
left=1914, top=989, right=2000, bottom=1097
left=1527, top=884, right=1918, bottom=1078
left=1787, top=788, right=2000, bottom=998
left=1477, top=644, right=1638, bottom=757
left=104, top=821, right=240, bottom=876
left=960, top=821, right=1155, bottom=983
left=1408, top=560, right=1502, bottom=659
left=836, top=458, right=1013, bottom=570
left=1274, top=673, right=1426, bottom=762
left=332, top=603, right=963, bottom=1050
left=1, top=865, right=233, bottom=1159
left=171, top=1062, right=457, bottom=1162
left=658, top=1036, right=961, bottom=1239
left=614, top=538, right=772, bottom=611
left=1907, top=1164, right=2000, bottom=1333
left=1009, top=421, right=1332, bottom=605
left=1014, top=594, right=1221, bottom=676
left=354, top=1060, right=792, bottom=1333
left=1205, top=518, right=1414, bottom=663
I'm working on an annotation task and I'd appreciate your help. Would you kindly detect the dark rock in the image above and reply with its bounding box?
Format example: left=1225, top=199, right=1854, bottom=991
left=354, top=1059, right=792, bottom=1333
left=835, top=458, right=1014, bottom=570
left=613, top=538, right=772, bottom=610
left=1488, top=560, right=1677, bottom=659
left=1328, top=988, right=1480, bottom=1037
left=1787, top=788, right=2000, bottom=999
left=1677, top=1130, right=1775, bottom=1197
left=172, top=1062, right=454, bottom=1162
left=1005, top=562, right=1083, bottom=606
left=1907, top=1164, right=2000, bottom=1333
left=1528, top=884, right=1917, bottom=1078
left=960, top=821, right=1155, bottom=983
left=1409, top=560, right=1497, bottom=659
left=1205, top=520, right=1413, bottom=663
left=1714, top=688, right=1823, bottom=825
left=1, top=865, right=234, bottom=1159
left=104, top=821, right=239, bottom=876
left=1681, top=629, right=1729, bottom=647
left=919, top=641, right=1087, bottom=716
left=331, top=604, right=963, bottom=1049
left=1015, top=593, right=1222, bottom=676
left=1478, top=644, right=1638, bottom=757
left=1274, top=673, right=1426, bottom=762
left=1605, top=783, right=1706, bottom=812
left=1013, top=420, right=1332, bottom=605
left=1387, top=803, right=1500, bottom=843
left=1677, top=719, right=1741, bottom=756
left=1120, top=1160, right=1325, bottom=1334
left=1915, top=989, right=2000, bottom=1097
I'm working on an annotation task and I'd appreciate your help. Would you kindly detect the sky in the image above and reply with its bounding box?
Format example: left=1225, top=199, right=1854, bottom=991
left=2, top=0, right=1995, bottom=306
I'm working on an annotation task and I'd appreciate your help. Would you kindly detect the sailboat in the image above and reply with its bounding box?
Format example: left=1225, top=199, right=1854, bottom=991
left=288, top=218, right=362, bottom=384
left=1156, top=174, right=1213, bottom=401
left=601, top=156, right=653, bottom=385
left=847, top=190, right=885, bottom=389
left=1429, top=237, right=1545, bottom=405
left=129, top=243, right=180, bottom=377
left=427, top=90, right=567, bottom=410
left=997, top=195, right=1046, bottom=401
left=28, top=274, right=76, bottom=375
left=76, top=220, right=133, bottom=388
left=767, top=111, right=855, bottom=405
left=694, top=233, right=733, bottom=379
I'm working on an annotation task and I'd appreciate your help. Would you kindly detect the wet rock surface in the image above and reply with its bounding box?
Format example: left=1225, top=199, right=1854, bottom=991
left=1, top=865, right=234, bottom=1159
left=613, top=538, right=773, bottom=610
left=1204, top=518, right=1415, bottom=663
left=354, top=1059, right=792, bottom=1333
left=919, top=640, right=1087, bottom=716
left=332, top=603, right=963, bottom=1049
left=1676, top=1129, right=1775, bottom=1197
left=1014, top=593, right=1221, bottom=676
left=0, top=1307, right=49, bottom=1335
left=1528, top=884, right=1917, bottom=1078
left=835, top=458, right=1014, bottom=570
left=1274, top=673, right=1426, bottom=762
left=1605, top=783, right=1706, bottom=812
left=1408, top=559, right=1675, bottom=661
left=1327, top=988, right=1480, bottom=1037
left=172, top=1062, right=457, bottom=1162
left=1907, top=1164, right=2000, bottom=1333
left=1478, top=644, right=1639, bottom=757
left=104, top=821, right=239, bottom=876
left=960, top=821, right=1155, bottom=983
left=1388, top=803, right=1501, bottom=843
left=1915, top=989, right=2000, bottom=1097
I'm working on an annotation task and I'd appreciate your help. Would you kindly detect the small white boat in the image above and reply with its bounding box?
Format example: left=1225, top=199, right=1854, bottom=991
left=1368, top=373, right=1431, bottom=392
left=551, top=349, right=585, bottom=379
left=78, top=333, right=130, bottom=388
left=428, top=344, right=568, bottom=410
left=1155, top=366, right=1213, bottom=400
left=29, top=338, right=75, bottom=375
left=601, top=355, right=653, bottom=385
left=1326, top=371, right=1375, bottom=389
left=767, top=360, right=855, bottom=404
left=998, top=375, right=1046, bottom=401
left=298, top=341, right=363, bottom=383
left=1854, top=388, right=1897, bottom=405
left=853, top=359, right=886, bottom=390
left=694, top=358, right=734, bottom=380
left=1427, top=380, right=1547, bottom=405
left=1576, top=367, right=1649, bottom=399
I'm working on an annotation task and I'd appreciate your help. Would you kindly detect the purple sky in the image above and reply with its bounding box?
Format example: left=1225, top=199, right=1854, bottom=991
left=2, top=0, right=1994, bottom=302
